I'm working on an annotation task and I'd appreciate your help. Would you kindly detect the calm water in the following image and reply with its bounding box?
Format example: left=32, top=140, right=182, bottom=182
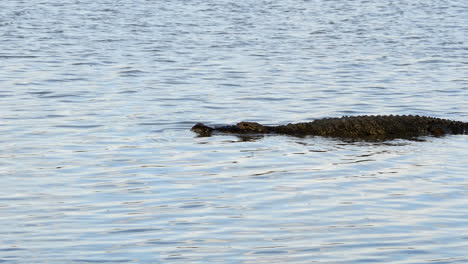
left=1, top=0, right=468, bottom=263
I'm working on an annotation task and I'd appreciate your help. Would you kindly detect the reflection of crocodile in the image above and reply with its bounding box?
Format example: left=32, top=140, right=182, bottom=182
left=192, top=115, right=468, bottom=140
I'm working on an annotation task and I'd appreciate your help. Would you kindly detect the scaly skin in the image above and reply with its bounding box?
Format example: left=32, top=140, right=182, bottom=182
left=191, top=115, right=468, bottom=140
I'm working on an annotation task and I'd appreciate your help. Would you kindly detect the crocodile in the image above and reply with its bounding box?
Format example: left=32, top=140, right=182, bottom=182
left=191, top=115, right=468, bottom=140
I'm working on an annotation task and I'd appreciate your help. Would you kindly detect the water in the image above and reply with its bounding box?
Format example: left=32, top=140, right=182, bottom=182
left=1, top=0, right=467, bottom=263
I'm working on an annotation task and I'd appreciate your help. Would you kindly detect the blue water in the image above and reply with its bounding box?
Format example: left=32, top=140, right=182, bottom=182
left=1, top=0, right=467, bottom=263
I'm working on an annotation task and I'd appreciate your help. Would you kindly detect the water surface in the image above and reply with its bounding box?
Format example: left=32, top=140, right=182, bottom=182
left=1, top=0, right=467, bottom=263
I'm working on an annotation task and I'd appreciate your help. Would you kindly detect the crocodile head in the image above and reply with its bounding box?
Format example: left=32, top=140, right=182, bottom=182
left=191, top=123, right=214, bottom=136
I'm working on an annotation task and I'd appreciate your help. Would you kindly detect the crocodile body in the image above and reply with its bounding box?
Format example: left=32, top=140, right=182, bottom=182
left=191, top=115, right=468, bottom=140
